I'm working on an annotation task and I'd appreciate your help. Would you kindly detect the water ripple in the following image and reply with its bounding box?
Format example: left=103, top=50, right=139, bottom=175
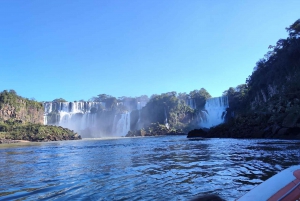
left=0, top=137, right=299, bottom=200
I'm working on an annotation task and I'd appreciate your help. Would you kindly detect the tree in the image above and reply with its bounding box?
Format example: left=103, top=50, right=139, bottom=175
left=188, top=88, right=211, bottom=109
left=286, top=19, right=300, bottom=38
left=177, top=92, right=187, bottom=101
left=96, top=94, right=112, bottom=102
left=105, top=97, right=117, bottom=110
left=9, top=89, right=17, bottom=95
left=53, top=98, right=67, bottom=102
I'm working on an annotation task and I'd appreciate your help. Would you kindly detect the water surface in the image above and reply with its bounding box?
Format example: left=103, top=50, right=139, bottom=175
left=0, top=136, right=299, bottom=200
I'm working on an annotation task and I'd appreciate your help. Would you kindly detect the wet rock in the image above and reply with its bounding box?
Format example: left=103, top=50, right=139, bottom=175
left=286, top=127, right=300, bottom=136
left=187, top=129, right=208, bottom=138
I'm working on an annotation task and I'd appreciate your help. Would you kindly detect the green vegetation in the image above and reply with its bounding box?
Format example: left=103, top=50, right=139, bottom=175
left=0, top=90, right=43, bottom=112
left=84, top=88, right=211, bottom=136
left=0, top=120, right=81, bottom=142
left=138, top=88, right=211, bottom=133
left=227, top=19, right=300, bottom=113
left=0, top=90, right=81, bottom=143
left=223, top=84, right=249, bottom=114
left=126, top=122, right=184, bottom=137
left=247, top=19, right=300, bottom=106
left=53, top=98, right=67, bottom=102
left=188, top=88, right=212, bottom=109
left=209, top=19, right=300, bottom=139
left=141, top=92, right=192, bottom=129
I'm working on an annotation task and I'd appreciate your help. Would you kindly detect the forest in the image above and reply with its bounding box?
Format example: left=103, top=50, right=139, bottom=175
left=206, top=19, right=300, bottom=139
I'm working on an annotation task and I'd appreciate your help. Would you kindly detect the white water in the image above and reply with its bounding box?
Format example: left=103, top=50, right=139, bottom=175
left=200, top=96, right=229, bottom=128
left=164, top=107, right=169, bottom=129
left=186, top=98, right=196, bottom=109
left=43, top=96, right=227, bottom=135
left=43, top=101, right=105, bottom=136
left=43, top=101, right=105, bottom=114
left=113, top=112, right=131, bottom=136
left=137, top=101, right=147, bottom=110
left=43, top=101, right=145, bottom=137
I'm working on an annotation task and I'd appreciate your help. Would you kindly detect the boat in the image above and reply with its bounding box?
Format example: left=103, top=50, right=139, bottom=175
left=237, top=165, right=300, bottom=201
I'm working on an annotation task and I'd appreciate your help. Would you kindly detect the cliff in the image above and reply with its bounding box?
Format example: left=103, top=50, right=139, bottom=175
left=206, top=19, right=300, bottom=139
left=0, top=90, right=43, bottom=124
left=0, top=90, right=81, bottom=143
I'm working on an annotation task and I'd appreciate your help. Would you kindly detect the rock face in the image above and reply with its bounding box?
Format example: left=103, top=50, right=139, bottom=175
left=187, top=129, right=208, bottom=138
left=207, top=97, right=300, bottom=139
left=0, top=102, right=44, bottom=124
left=0, top=90, right=44, bottom=124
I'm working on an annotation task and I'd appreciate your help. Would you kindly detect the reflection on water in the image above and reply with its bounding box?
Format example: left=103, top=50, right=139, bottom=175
left=0, top=137, right=299, bottom=200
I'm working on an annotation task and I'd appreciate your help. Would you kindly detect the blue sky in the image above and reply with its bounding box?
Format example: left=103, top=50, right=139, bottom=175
left=1, top=0, right=299, bottom=101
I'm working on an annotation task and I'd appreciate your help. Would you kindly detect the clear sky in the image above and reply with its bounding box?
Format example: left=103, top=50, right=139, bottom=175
left=1, top=0, right=299, bottom=101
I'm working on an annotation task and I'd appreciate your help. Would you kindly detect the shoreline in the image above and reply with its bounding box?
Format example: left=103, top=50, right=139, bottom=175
left=0, top=139, right=31, bottom=144
left=0, top=138, right=81, bottom=144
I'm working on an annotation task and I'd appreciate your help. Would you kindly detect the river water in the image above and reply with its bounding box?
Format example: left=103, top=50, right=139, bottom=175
left=0, top=136, right=299, bottom=201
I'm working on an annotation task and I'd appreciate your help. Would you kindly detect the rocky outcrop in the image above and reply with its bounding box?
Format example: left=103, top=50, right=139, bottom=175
left=0, top=102, right=43, bottom=124
left=187, top=129, right=208, bottom=138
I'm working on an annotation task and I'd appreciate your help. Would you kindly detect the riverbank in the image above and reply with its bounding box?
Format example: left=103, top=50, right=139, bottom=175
left=187, top=118, right=300, bottom=140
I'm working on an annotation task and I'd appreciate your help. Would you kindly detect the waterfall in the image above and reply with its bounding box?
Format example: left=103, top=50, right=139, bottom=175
left=186, top=98, right=197, bottom=109
left=80, top=113, right=88, bottom=130
left=136, top=110, right=141, bottom=129
left=43, top=101, right=106, bottom=136
left=133, top=100, right=148, bottom=130
left=43, top=115, right=47, bottom=125
left=164, top=107, right=169, bottom=129
left=137, top=101, right=147, bottom=110
left=200, top=96, right=229, bottom=128
left=113, top=112, right=131, bottom=136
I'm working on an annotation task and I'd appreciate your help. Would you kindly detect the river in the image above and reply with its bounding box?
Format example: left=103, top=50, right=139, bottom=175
left=0, top=136, right=299, bottom=200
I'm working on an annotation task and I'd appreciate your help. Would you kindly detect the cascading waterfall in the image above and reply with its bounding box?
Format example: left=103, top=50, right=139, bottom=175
left=112, top=100, right=148, bottom=135
left=43, top=101, right=105, bottom=136
left=43, top=95, right=228, bottom=136
left=137, top=101, right=147, bottom=110
left=113, top=112, right=131, bottom=136
left=134, top=101, right=148, bottom=130
left=136, top=110, right=141, bottom=129
left=186, top=98, right=196, bottom=109
left=200, top=96, right=229, bottom=128
left=44, top=100, right=146, bottom=137
left=164, top=107, right=169, bottom=129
